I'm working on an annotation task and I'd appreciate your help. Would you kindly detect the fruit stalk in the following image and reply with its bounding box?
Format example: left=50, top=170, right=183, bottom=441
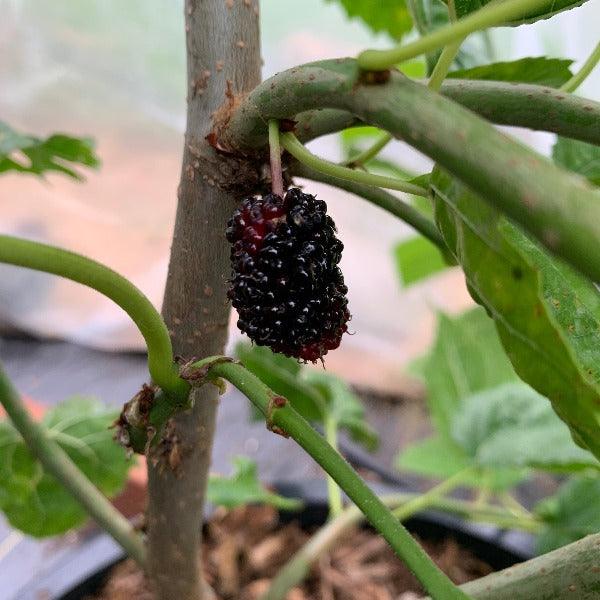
left=268, top=119, right=284, bottom=197
left=222, top=58, right=600, bottom=283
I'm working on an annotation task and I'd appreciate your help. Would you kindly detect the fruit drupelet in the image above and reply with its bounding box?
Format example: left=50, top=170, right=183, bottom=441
left=226, top=188, right=350, bottom=362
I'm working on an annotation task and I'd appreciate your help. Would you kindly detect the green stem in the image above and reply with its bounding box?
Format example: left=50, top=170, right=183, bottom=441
left=324, top=415, right=343, bottom=518
left=0, top=235, right=188, bottom=403
left=561, top=41, right=600, bottom=93
left=358, top=0, right=555, bottom=70
left=189, top=357, right=470, bottom=600
left=292, top=161, right=446, bottom=250
left=224, top=59, right=600, bottom=283
left=0, top=362, right=146, bottom=565
left=280, top=132, right=428, bottom=197
left=260, top=474, right=538, bottom=600
left=427, top=38, right=464, bottom=91
left=392, top=468, right=471, bottom=521
left=447, top=0, right=458, bottom=21
left=349, top=31, right=463, bottom=168
left=453, top=532, right=600, bottom=600
left=268, top=119, right=284, bottom=197
left=345, top=131, right=393, bottom=167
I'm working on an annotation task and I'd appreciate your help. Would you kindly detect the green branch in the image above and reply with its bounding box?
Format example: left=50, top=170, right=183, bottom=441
left=0, top=362, right=146, bottom=565
left=450, top=532, right=600, bottom=600
left=291, top=161, right=446, bottom=250
left=348, top=33, right=464, bottom=169
left=280, top=132, right=428, bottom=197
left=271, top=82, right=600, bottom=148
left=223, top=59, right=600, bottom=283
left=0, top=235, right=188, bottom=403
left=561, top=41, right=600, bottom=93
left=261, top=472, right=539, bottom=600
left=357, top=0, right=556, bottom=70
left=323, top=414, right=343, bottom=518
left=185, top=357, right=470, bottom=600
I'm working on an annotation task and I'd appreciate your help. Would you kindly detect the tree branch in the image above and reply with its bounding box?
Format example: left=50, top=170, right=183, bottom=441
left=145, top=2, right=261, bottom=599
left=438, top=533, right=600, bottom=599
left=276, top=80, right=600, bottom=147
left=221, top=58, right=600, bottom=283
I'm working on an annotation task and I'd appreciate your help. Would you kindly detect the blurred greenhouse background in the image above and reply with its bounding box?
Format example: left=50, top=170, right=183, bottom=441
left=1, top=0, right=599, bottom=391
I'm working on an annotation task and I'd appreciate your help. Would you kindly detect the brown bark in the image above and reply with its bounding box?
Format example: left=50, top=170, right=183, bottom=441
left=145, top=2, right=261, bottom=599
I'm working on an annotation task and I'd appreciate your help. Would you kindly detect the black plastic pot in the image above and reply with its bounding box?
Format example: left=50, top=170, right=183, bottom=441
left=15, top=480, right=534, bottom=600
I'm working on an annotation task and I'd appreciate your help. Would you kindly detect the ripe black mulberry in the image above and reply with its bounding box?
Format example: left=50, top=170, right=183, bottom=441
left=226, top=188, right=350, bottom=362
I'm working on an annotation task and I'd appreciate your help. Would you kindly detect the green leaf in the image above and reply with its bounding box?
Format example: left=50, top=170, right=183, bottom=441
left=448, top=57, right=574, bottom=88
left=0, top=121, right=100, bottom=180
left=0, top=397, right=132, bottom=537
left=432, top=168, right=600, bottom=461
left=552, top=137, right=600, bottom=185
left=207, top=456, right=302, bottom=511
left=397, top=435, right=524, bottom=490
left=303, top=371, right=379, bottom=451
left=235, top=342, right=323, bottom=421
left=449, top=0, right=589, bottom=24
left=327, top=0, right=413, bottom=41
left=452, top=383, right=598, bottom=472
left=417, top=307, right=519, bottom=438
left=394, top=236, right=448, bottom=286
left=535, top=476, right=600, bottom=553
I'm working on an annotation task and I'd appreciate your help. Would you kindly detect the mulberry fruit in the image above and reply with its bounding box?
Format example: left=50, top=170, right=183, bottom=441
left=226, top=188, right=350, bottom=362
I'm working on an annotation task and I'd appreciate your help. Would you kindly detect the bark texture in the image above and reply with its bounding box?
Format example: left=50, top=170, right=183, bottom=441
left=145, top=2, right=261, bottom=599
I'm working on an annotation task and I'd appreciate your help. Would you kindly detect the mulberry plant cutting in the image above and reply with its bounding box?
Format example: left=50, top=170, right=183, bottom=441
left=1, top=1, right=600, bottom=600
left=226, top=187, right=350, bottom=362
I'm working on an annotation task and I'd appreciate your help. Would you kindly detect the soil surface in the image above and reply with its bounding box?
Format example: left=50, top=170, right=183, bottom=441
left=89, top=505, right=493, bottom=600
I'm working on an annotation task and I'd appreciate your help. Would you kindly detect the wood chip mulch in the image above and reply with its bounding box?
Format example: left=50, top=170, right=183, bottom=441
left=90, top=505, right=493, bottom=600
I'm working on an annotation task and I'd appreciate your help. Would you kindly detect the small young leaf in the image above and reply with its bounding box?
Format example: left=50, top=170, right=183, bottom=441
left=397, top=435, right=524, bottom=490
left=394, top=236, right=448, bottom=286
left=432, top=168, right=600, bottom=460
left=449, top=0, right=589, bottom=24
left=303, top=371, right=379, bottom=451
left=327, top=0, right=413, bottom=41
left=552, top=137, right=600, bottom=185
left=535, top=476, right=600, bottom=553
left=207, top=456, right=302, bottom=511
left=0, top=121, right=100, bottom=180
left=0, top=397, right=131, bottom=537
left=416, top=308, right=519, bottom=438
left=452, top=383, right=598, bottom=472
left=448, top=57, right=574, bottom=88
